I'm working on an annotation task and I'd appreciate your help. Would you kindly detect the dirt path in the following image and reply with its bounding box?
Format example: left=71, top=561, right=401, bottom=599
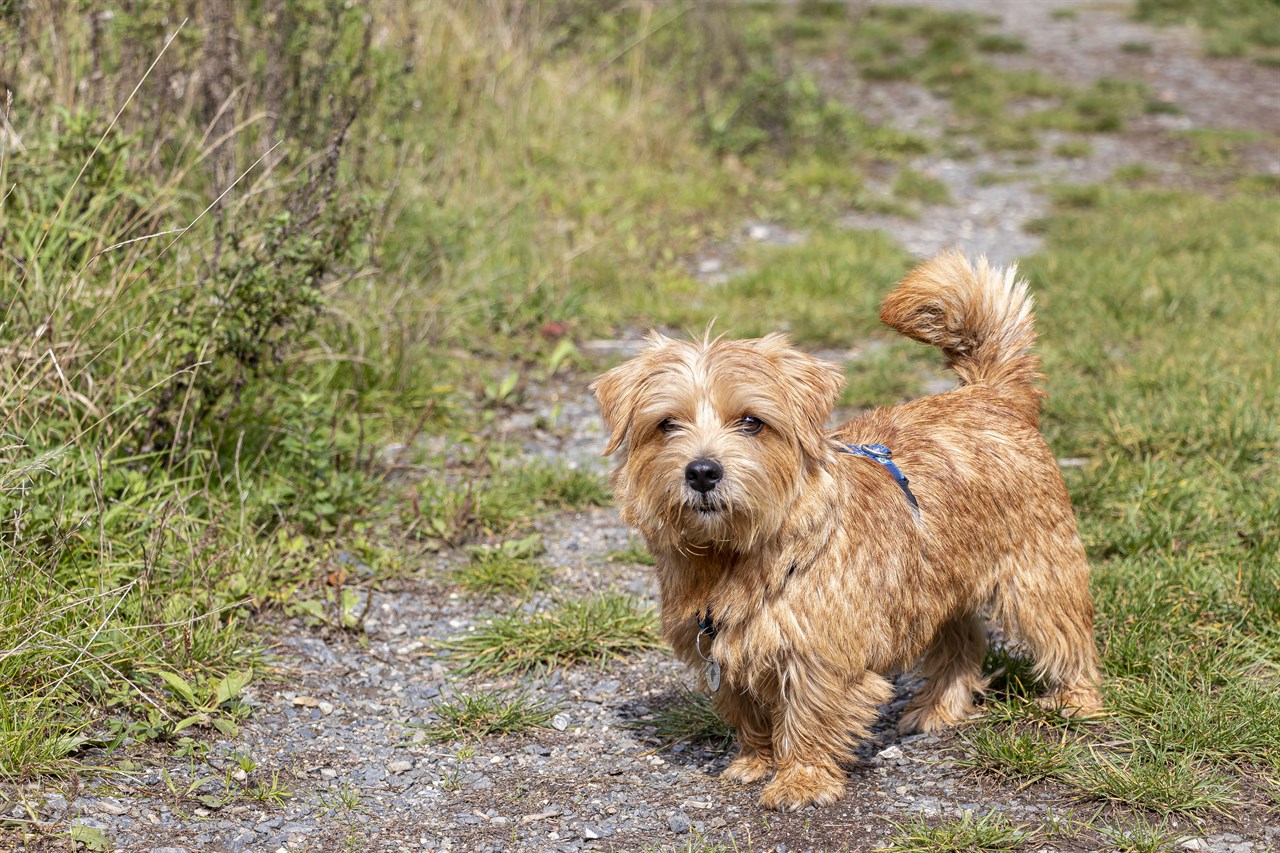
left=12, top=3, right=1278, bottom=853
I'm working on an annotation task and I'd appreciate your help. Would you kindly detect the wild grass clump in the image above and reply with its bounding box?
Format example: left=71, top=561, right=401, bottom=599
left=850, top=6, right=1151, bottom=150
left=628, top=691, right=737, bottom=753
left=443, top=595, right=660, bottom=676
left=454, top=536, right=549, bottom=596
left=413, top=690, right=556, bottom=744
left=1136, top=0, right=1280, bottom=62
left=409, top=462, right=610, bottom=545
left=885, top=809, right=1037, bottom=853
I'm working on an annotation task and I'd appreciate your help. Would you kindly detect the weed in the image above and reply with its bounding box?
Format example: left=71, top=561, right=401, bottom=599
left=411, top=690, right=556, bottom=744
left=1136, top=0, right=1280, bottom=63
left=454, top=535, right=549, bottom=596
left=411, top=462, right=609, bottom=545
left=884, top=809, right=1037, bottom=852
left=245, top=770, right=294, bottom=806
left=628, top=690, right=736, bottom=753
left=443, top=595, right=660, bottom=676
left=892, top=168, right=952, bottom=206
left=605, top=539, right=657, bottom=566
left=1096, top=813, right=1184, bottom=853
left=958, top=725, right=1085, bottom=786
left=1063, top=746, right=1238, bottom=815
left=1053, top=140, right=1093, bottom=159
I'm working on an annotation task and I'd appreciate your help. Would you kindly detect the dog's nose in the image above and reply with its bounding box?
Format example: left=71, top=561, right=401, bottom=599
left=685, top=459, right=723, bottom=494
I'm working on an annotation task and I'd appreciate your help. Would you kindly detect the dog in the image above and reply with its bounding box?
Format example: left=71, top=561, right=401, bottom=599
left=591, top=251, right=1103, bottom=811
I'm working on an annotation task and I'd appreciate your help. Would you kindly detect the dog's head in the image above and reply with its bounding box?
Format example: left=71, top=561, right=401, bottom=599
left=590, top=332, right=844, bottom=550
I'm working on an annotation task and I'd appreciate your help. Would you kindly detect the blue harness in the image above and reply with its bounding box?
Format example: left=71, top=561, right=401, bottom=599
left=835, top=442, right=920, bottom=516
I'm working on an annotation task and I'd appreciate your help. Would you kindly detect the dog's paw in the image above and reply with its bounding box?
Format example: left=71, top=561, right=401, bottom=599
left=897, top=700, right=982, bottom=736
left=722, top=750, right=774, bottom=785
left=1037, top=686, right=1104, bottom=718
left=757, top=764, right=844, bottom=811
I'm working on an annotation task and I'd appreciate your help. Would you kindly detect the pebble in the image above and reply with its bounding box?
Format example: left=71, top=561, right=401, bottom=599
left=667, top=812, right=692, bottom=833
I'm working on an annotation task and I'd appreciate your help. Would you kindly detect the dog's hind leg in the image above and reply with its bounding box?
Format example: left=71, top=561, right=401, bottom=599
left=994, top=551, right=1103, bottom=717
left=898, top=612, right=988, bottom=735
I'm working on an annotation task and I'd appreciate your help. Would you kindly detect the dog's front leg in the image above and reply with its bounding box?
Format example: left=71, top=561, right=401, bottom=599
left=759, top=663, right=893, bottom=811
left=715, top=688, right=775, bottom=784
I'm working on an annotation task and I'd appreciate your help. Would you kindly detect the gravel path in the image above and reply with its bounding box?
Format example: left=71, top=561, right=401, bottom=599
left=6, top=3, right=1277, bottom=852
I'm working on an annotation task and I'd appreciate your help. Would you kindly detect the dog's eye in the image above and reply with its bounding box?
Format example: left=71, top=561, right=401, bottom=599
left=658, top=418, right=678, bottom=435
left=740, top=416, right=764, bottom=436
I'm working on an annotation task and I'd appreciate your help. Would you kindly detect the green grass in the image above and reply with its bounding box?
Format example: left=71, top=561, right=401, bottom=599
left=453, top=536, right=549, bottom=596
left=884, top=809, right=1037, bottom=852
left=605, top=538, right=657, bottom=567
left=841, top=341, right=938, bottom=409
left=849, top=6, right=1150, bottom=151
left=1053, top=139, right=1093, bottom=159
left=443, top=595, right=661, bottom=676
left=944, top=185, right=1280, bottom=821
left=892, top=168, right=953, bottom=207
left=409, top=461, right=610, bottom=545
left=958, top=725, right=1086, bottom=787
left=1063, top=746, right=1238, bottom=815
left=1136, top=0, right=1280, bottom=63
left=1096, top=814, right=1183, bottom=853
left=636, top=227, right=912, bottom=346
left=628, top=691, right=737, bottom=753
left=411, top=690, right=556, bottom=743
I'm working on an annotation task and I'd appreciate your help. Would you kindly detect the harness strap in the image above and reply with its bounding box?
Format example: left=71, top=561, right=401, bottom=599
left=835, top=442, right=920, bottom=515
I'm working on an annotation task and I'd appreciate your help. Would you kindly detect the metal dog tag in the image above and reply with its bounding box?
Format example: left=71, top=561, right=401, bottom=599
left=705, top=658, right=722, bottom=693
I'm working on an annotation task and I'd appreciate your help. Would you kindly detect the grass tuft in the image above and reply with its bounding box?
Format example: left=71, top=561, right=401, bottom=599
left=412, top=690, right=556, bottom=743
left=884, top=809, right=1037, bottom=852
left=1062, top=746, right=1238, bottom=815
left=1096, top=813, right=1184, bottom=853
left=443, top=595, right=661, bottom=676
left=628, top=691, right=736, bottom=753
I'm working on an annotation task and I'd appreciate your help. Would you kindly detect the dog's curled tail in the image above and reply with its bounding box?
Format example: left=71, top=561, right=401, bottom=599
left=880, top=251, right=1044, bottom=424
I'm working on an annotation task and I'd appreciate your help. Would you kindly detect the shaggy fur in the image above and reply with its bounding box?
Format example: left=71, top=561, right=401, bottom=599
left=591, top=251, right=1103, bottom=811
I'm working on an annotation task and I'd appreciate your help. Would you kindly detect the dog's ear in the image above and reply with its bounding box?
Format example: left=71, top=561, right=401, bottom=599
left=760, top=334, right=845, bottom=464
left=590, top=339, right=665, bottom=456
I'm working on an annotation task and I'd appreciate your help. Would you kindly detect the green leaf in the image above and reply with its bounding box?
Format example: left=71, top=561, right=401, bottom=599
left=154, top=670, right=198, bottom=707
left=212, top=717, right=240, bottom=737
left=71, top=825, right=110, bottom=851
left=173, top=714, right=205, bottom=733
left=545, top=338, right=579, bottom=375
left=214, top=669, right=253, bottom=707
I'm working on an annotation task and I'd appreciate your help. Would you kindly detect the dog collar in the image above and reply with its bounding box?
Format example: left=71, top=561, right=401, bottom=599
left=695, top=609, right=721, bottom=692
left=696, top=608, right=717, bottom=639
left=835, top=442, right=920, bottom=515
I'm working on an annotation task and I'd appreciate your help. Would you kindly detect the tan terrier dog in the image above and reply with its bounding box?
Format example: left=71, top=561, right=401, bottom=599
left=591, top=252, right=1103, bottom=811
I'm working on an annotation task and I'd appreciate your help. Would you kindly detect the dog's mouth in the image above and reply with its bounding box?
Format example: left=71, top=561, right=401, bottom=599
left=686, top=494, right=727, bottom=516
